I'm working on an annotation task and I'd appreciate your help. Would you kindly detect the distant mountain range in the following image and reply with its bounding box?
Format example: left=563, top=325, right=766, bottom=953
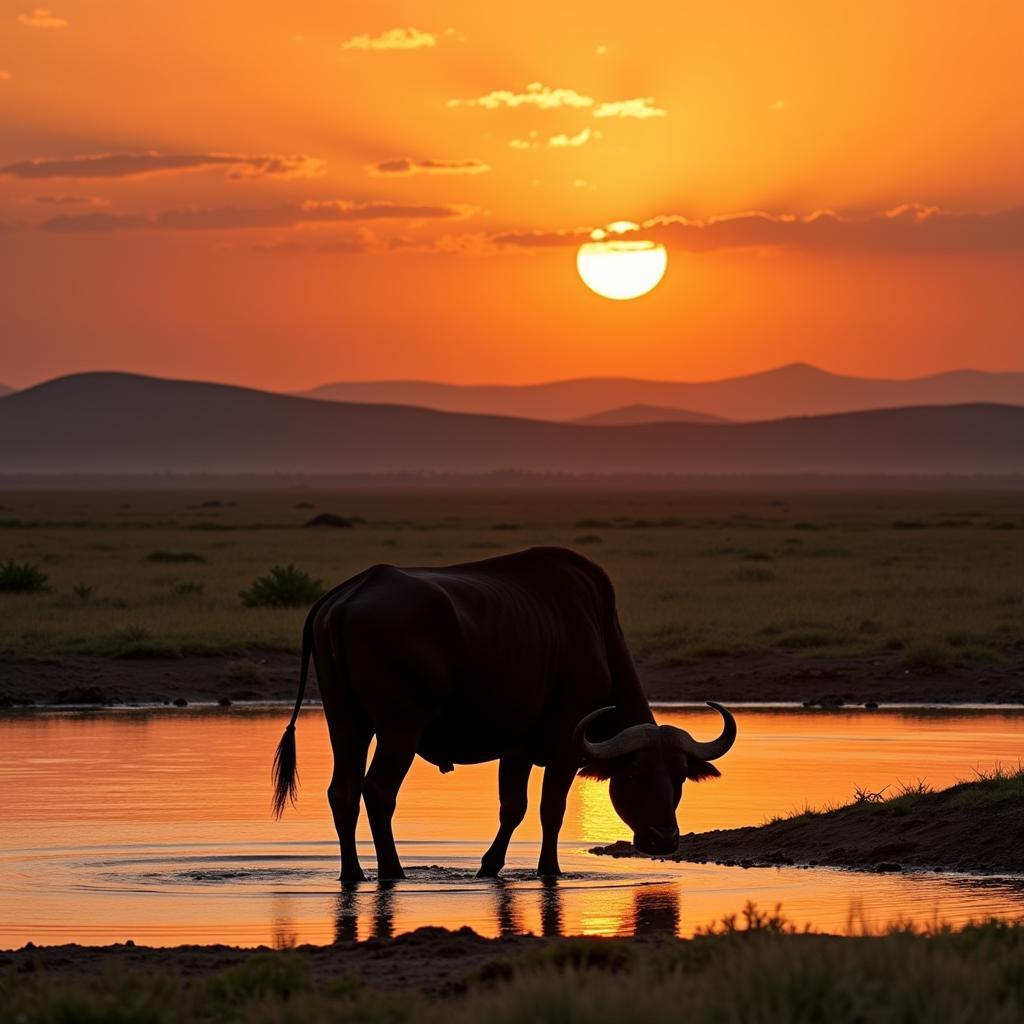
left=299, top=364, right=1024, bottom=423
left=2, top=371, right=1023, bottom=476
left=0, top=384, right=13, bottom=398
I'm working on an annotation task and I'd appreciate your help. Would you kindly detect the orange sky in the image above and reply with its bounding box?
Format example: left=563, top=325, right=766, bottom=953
left=1, top=1, right=1022, bottom=389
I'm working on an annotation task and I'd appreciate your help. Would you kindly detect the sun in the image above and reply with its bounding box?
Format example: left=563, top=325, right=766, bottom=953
left=576, top=221, right=668, bottom=301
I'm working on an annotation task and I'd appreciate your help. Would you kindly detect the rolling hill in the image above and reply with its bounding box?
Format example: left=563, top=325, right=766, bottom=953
left=298, top=364, right=1024, bottom=422
left=571, top=404, right=730, bottom=426
left=0, top=384, right=14, bottom=397
left=2, top=372, right=1023, bottom=476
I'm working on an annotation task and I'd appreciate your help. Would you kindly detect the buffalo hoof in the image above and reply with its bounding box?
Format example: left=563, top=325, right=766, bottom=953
left=537, top=866, right=562, bottom=878
left=339, top=869, right=366, bottom=883
left=477, top=863, right=502, bottom=879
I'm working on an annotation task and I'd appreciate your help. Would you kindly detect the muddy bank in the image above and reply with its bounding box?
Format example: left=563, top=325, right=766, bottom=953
left=0, top=927, right=548, bottom=994
left=1, top=648, right=1022, bottom=708
left=593, top=772, right=1024, bottom=875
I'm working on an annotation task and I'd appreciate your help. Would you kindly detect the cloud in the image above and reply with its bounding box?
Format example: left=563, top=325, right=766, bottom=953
left=508, top=128, right=599, bottom=149
left=1, top=151, right=322, bottom=180
left=450, top=82, right=594, bottom=110
left=252, top=234, right=370, bottom=255
left=0, top=71, right=12, bottom=81
left=342, top=27, right=435, bottom=51
left=487, top=205, right=1024, bottom=254
left=490, top=227, right=590, bottom=248
left=158, top=199, right=471, bottom=230
left=34, top=194, right=109, bottom=206
left=451, top=83, right=667, bottom=119
left=367, top=157, right=489, bottom=176
left=548, top=127, right=596, bottom=147
left=641, top=204, right=1024, bottom=253
left=40, top=213, right=147, bottom=233
left=19, top=8, right=67, bottom=28
left=592, top=98, right=666, bottom=119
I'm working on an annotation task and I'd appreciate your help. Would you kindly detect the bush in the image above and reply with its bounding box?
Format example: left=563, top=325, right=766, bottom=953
left=146, top=551, right=207, bottom=564
left=0, top=559, right=49, bottom=593
left=72, top=582, right=94, bottom=600
left=240, top=564, right=325, bottom=608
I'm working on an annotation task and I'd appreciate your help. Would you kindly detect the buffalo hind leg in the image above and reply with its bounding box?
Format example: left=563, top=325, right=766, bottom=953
left=326, top=715, right=372, bottom=883
left=363, top=730, right=419, bottom=880
left=478, top=756, right=532, bottom=878
left=538, top=759, right=577, bottom=876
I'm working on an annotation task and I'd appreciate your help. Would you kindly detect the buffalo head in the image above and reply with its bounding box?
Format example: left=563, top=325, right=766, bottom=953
left=574, top=702, right=736, bottom=855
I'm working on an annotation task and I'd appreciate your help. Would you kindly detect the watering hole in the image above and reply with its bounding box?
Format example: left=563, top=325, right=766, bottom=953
left=3, top=706, right=1024, bottom=946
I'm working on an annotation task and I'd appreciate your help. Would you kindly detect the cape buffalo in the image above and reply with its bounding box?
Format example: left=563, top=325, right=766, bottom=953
left=272, top=546, right=736, bottom=880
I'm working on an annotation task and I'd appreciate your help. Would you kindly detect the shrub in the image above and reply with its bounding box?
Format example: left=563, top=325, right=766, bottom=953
left=146, top=551, right=207, bottom=564
left=0, top=559, right=49, bottom=593
left=71, top=582, right=94, bottom=600
left=240, top=564, right=325, bottom=608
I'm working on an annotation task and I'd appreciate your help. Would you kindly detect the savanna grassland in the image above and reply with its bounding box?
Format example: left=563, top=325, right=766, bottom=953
left=1, top=487, right=1023, bottom=702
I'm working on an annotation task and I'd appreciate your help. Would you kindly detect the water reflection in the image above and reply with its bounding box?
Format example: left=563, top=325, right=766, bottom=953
left=5, top=707, right=1024, bottom=947
left=631, top=886, right=680, bottom=937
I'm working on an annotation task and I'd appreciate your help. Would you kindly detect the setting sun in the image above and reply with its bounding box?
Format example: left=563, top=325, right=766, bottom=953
left=576, top=222, right=668, bottom=300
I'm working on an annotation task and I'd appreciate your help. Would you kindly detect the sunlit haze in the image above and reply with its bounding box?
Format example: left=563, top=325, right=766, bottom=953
left=1, top=2, right=1022, bottom=389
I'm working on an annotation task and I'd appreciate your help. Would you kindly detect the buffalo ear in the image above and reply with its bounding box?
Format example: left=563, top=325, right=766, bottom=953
left=685, top=758, right=721, bottom=782
left=578, top=761, right=612, bottom=781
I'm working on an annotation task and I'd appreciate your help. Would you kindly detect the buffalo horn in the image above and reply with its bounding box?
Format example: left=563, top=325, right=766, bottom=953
left=574, top=706, right=660, bottom=761
left=660, top=701, right=737, bottom=761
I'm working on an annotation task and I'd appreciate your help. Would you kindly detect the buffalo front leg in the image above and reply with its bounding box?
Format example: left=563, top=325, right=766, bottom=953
left=537, top=759, right=577, bottom=876
left=478, top=756, right=532, bottom=878
left=362, top=730, right=418, bottom=880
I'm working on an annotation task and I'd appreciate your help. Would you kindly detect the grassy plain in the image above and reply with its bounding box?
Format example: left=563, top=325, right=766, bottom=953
left=4, top=910, right=1024, bottom=1022
left=0, top=488, right=1023, bottom=671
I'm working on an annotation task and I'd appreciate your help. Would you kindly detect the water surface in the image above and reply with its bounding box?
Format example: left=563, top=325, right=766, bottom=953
left=2, top=706, right=1023, bottom=946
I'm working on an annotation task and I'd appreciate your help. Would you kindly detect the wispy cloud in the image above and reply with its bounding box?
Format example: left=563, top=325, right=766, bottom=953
left=509, top=127, right=599, bottom=149
left=488, top=205, right=1024, bottom=253
left=39, top=199, right=473, bottom=232
left=342, top=27, right=435, bottom=51
left=451, top=82, right=667, bottom=120
left=40, top=213, right=146, bottom=233
left=34, top=194, right=109, bottom=206
left=593, top=98, right=666, bottom=119
left=450, top=82, right=593, bottom=110
left=18, top=8, right=67, bottom=29
left=1, top=151, right=323, bottom=180
left=548, top=127, right=596, bottom=147
left=367, top=157, right=489, bottom=176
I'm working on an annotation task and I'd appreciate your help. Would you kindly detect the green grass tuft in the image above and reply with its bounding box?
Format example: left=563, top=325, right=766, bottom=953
left=240, top=564, right=325, bottom=609
left=0, top=559, right=49, bottom=593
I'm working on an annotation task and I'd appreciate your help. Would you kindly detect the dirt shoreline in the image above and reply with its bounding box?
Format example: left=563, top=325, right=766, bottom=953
left=1, top=649, right=1022, bottom=708
left=592, top=771, right=1024, bottom=876
left=0, top=927, right=555, bottom=992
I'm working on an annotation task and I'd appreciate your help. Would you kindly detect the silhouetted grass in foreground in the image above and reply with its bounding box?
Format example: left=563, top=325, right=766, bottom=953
left=5, top=910, right=1024, bottom=1022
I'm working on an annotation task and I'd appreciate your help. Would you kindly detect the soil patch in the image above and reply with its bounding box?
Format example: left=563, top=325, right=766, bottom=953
left=0, top=927, right=544, bottom=994
left=1, top=649, right=1022, bottom=708
left=593, top=772, right=1024, bottom=875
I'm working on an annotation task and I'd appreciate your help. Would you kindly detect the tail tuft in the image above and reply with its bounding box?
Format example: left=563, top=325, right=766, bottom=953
left=271, top=724, right=299, bottom=819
